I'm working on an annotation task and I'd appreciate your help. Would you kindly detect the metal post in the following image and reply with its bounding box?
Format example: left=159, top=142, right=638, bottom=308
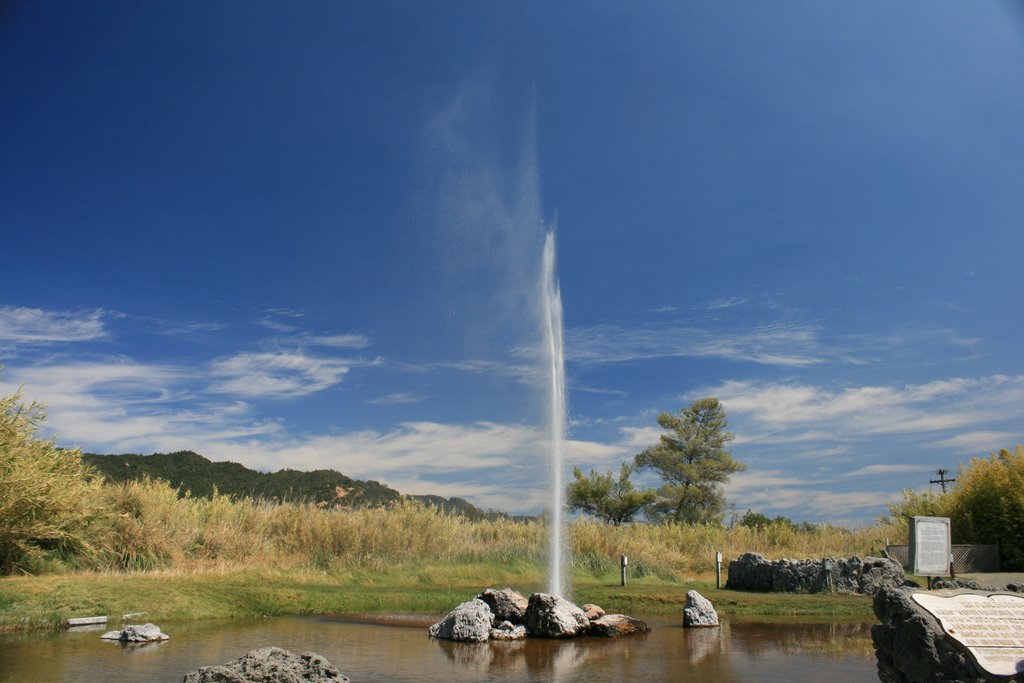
left=715, top=551, right=723, bottom=589
left=620, top=555, right=628, bottom=587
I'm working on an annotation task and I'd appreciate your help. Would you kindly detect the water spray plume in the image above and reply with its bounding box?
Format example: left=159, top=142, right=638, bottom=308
left=542, top=231, right=567, bottom=597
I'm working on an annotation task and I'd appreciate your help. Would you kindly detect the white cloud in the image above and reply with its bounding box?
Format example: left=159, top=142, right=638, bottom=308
left=841, top=464, right=933, bottom=478
left=929, top=430, right=1022, bottom=454
left=301, top=334, right=371, bottom=349
left=708, top=375, right=1024, bottom=440
left=208, top=351, right=353, bottom=398
left=0, top=306, right=107, bottom=343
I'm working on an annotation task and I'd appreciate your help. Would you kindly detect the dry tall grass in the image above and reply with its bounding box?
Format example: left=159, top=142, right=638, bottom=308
left=78, top=477, right=899, bottom=579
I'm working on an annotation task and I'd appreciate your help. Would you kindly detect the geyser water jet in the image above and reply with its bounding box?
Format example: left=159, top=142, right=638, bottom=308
left=541, top=231, right=567, bottom=597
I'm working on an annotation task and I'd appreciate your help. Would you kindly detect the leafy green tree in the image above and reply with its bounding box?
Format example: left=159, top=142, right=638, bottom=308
left=566, top=464, right=655, bottom=525
left=886, top=445, right=1024, bottom=570
left=0, top=390, right=101, bottom=573
left=634, top=397, right=746, bottom=525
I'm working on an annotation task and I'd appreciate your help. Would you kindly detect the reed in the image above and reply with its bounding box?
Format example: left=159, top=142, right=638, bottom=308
left=50, top=477, right=898, bottom=581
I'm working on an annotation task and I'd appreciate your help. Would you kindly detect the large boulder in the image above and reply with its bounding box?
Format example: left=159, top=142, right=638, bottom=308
left=476, top=588, right=529, bottom=625
left=182, top=646, right=348, bottom=683
left=726, top=552, right=906, bottom=595
left=682, top=590, right=719, bottom=628
left=428, top=599, right=494, bottom=642
left=588, top=614, right=650, bottom=637
left=524, top=593, right=590, bottom=638
left=871, top=587, right=1022, bottom=683
left=100, top=623, right=169, bottom=642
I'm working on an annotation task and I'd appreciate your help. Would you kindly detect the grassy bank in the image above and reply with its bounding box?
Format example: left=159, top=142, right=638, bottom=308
left=1, top=478, right=894, bottom=631
left=0, top=563, right=875, bottom=633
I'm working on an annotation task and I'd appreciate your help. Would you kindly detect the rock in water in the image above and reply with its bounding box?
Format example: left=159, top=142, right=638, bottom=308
left=581, top=603, right=605, bottom=620
left=428, top=599, right=494, bottom=642
left=589, top=614, right=650, bottom=637
left=525, top=593, right=590, bottom=638
left=476, top=588, right=529, bottom=624
left=490, top=620, right=528, bottom=641
left=683, top=590, right=720, bottom=628
left=182, top=646, right=348, bottom=683
left=100, top=623, right=169, bottom=642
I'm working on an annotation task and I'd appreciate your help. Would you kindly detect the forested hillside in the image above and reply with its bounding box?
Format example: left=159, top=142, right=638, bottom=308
left=82, top=450, right=505, bottom=520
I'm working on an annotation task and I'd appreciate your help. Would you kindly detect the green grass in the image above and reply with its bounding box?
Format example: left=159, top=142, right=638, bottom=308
left=0, top=563, right=874, bottom=633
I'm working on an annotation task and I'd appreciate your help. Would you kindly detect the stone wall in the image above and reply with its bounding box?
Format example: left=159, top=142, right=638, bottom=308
left=725, top=552, right=907, bottom=595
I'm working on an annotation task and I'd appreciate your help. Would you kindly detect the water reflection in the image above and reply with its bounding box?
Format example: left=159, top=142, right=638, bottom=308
left=0, top=615, right=879, bottom=682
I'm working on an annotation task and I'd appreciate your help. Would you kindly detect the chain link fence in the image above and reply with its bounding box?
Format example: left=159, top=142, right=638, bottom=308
left=886, top=544, right=1000, bottom=573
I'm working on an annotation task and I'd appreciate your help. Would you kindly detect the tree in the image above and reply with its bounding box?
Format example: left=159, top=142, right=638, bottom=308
left=0, top=390, right=101, bottom=573
left=886, top=445, right=1024, bottom=570
left=634, top=397, right=746, bottom=525
left=566, top=463, right=655, bottom=525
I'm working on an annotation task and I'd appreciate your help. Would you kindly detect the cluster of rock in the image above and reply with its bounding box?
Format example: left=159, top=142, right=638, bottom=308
left=182, top=646, right=348, bottom=683
left=871, top=586, right=1023, bottom=683
left=726, top=552, right=909, bottom=595
left=428, top=588, right=650, bottom=641
left=100, top=623, right=169, bottom=643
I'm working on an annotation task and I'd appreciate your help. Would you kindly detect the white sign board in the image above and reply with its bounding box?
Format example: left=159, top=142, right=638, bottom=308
left=909, top=515, right=951, bottom=576
left=912, top=592, right=1024, bottom=677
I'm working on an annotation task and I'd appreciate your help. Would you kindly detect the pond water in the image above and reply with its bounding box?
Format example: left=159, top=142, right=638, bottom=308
left=0, top=615, right=879, bottom=682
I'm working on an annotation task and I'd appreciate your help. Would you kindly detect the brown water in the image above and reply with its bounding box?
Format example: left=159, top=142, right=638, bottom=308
left=0, top=615, right=879, bottom=682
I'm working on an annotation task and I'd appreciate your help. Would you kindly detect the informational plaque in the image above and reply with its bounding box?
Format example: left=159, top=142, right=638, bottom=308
left=909, top=515, right=951, bottom=576
left=912, top=592, right=1024, bottom=677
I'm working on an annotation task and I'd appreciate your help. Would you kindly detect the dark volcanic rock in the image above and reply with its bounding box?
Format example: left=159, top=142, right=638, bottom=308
left=726, top=552, right=906, bottom=595
left=871, top=587, right=1020, bottom=683
left=476, top=588, right=529, bottom=625
left=429, top=599, right=494, bottom=642
left=524, top=593, right=590, bottom=638
left=589, top=614, right=650, bottom=637
left=182, top=646, right=348, bottom=683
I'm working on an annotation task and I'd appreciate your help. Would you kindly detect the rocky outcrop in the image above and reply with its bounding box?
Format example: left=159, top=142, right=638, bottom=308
left=182, top=646, right=348, bottom=683
left=589, top=614, right=650, bottom=637
left=871, top=587, right=1023, bottom=683
left=100, top=623, right=169, bottom=642
left=726, top=552, right=907, bottom=595
left=476, top=588, right=528, bottom=624
left=682, top=590, right=719, bottom=627
left=524, top=593, right=591, bottom=638
left=428, top=599, right=494, bottom=642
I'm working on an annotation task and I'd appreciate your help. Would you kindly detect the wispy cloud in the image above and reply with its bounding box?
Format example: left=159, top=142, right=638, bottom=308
left=707, top=297, right=748, bottom=310
left=208, top=351, right=355, bottom=398
left=929, top=430, right=1022, bottom=454
left=0, top=306, right=107, bottom=343
left=566, top=320, right=836, bottom=367
left=841, top=464, right=933, bottom=478
left=708, top=375, right=1024, bottom=440
left=368, top=392, right=426, bottom=406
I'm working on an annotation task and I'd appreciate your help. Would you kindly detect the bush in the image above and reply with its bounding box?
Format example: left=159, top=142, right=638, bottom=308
left=0, top=391, right=102, bottom=574
left=886, top=445, right=1024, bottom=570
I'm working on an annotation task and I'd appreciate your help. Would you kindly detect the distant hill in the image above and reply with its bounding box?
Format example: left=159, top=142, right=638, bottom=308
left=81, top=450, right=509, bottom=520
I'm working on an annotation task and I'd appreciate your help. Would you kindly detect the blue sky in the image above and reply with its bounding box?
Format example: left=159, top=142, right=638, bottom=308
left=2, top=2, right=1023, bottom=523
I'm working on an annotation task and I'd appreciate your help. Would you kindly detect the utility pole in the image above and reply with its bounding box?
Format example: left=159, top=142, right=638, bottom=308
left=930, top=468, right=956, bottom=494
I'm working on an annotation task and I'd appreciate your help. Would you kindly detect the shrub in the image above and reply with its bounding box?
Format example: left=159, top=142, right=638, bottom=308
left=0, top=391, right=102, bottom=574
